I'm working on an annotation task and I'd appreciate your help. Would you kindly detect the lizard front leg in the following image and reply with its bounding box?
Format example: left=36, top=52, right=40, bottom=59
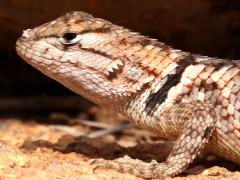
left=93, top=101, right=217, bottom=178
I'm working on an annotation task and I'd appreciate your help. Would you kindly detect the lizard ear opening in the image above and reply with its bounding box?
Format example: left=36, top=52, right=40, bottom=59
left=60, top=33, right=81, bottom=45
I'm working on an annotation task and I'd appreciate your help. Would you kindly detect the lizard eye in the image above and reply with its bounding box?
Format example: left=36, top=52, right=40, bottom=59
left=60, top=33, right=81, bottom=45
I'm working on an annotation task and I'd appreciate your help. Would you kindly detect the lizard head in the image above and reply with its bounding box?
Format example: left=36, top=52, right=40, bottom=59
left=16, top=11, right=155, bottom=108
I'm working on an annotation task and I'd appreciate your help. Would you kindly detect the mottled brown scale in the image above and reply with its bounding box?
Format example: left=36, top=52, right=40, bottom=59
left=16, top=11, right=240, bottom=179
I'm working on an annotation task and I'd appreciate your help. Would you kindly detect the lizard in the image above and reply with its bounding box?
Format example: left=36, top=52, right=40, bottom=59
left=15, top=11, right=240, bottom=179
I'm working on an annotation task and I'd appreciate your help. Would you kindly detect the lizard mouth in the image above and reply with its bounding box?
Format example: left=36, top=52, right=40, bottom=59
left=16, top=36, right=55, bottom=69
left=16, top=38, right=30, bottom=62
left=16, top=38, right=35, bottom=64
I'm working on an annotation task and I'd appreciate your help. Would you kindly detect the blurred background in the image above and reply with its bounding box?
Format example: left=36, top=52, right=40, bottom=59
left=1, top=0, right=240, bottom=113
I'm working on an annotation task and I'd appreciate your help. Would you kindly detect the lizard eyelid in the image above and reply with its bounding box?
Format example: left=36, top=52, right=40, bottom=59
left=60, top=33, right=81, bottom=45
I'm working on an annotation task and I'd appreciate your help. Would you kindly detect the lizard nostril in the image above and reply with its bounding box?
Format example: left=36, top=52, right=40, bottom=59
left=22, top=29, right=32, bottom=38
left=20, top=28, right=37, bottom=41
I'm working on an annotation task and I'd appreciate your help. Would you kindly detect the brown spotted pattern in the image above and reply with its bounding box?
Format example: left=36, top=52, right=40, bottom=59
left=16, top=11, right=240, bottom=178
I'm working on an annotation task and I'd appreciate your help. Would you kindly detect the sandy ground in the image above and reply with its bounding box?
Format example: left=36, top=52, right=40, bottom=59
left=0, top=107, right=239, bottom=180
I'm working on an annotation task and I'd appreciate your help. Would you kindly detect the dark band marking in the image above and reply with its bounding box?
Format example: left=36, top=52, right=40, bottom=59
left=214, top=62, right=225, bottom=71
left=205, top=81, right=217, bottom=90
left=73, top=19, right=85, bottom=23
left=138, top=38, right=170, bottom=51
left=203, top=126, right=212, bottom=138
left=108, top=70, right=119, bottom=80
left=81, top=47, right=113, bottom=59
left=144, top=54, right=196, bottom=116
left=139, top=39, right=153, bottom=46
left=80, top=27, right=111, bottom=34
left=107, top=64, right=124, bottom=81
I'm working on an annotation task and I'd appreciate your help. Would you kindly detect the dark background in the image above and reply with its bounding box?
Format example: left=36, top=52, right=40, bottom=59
left=0, top=0, right=240, bottom=112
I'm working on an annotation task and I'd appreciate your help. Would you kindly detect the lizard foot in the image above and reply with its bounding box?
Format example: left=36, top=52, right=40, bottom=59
left=92, top=155, right=165, bottom=179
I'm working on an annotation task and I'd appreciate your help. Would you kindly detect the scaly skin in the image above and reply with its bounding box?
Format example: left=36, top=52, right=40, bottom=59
left=16, top=11, right=240, bottom=178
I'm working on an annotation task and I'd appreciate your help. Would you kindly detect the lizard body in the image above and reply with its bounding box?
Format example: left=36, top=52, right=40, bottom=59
left=16, top=11, right=240, bottom=178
